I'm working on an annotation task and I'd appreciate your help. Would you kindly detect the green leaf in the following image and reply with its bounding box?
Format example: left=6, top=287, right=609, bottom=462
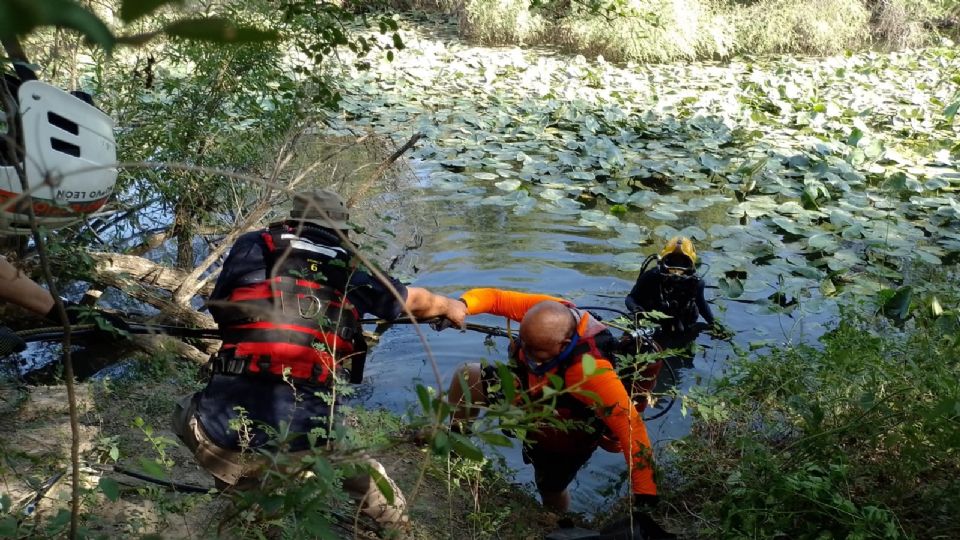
left=863, top=139, right=884, bottom=160
left=449, top=432, right=484, bottom=461
left=367, top=466, right=395, bottom=504
left=807, top=233, right=837, bottom=251
left=431, top=430, right=449, bottom=455
left=0, top=0, right=116, bottom=51
left=945, top=101, right=960, bottom=123
left=801, top=186, right=820, bottom=210
left=880, top=286, right=913, bottom=322
left=138, top=458, right=167, bottom=480
left=99, top=477, right=120, bottom=502
left=415, top=384, right=432, bottom=415
left=575, top=389, right=604, bottom=405
left=820, top=277, right=837, bottom=297
left=163, top=18, right=278, bottom=43
left=0, top=516, right=16, bottom=538
left=477, top=431, right=513, bottom=448
left=119, top=0, right=181, bottom=23
left=847, top=127, right=863, bottom=147
left=392, top=32, right=404, bottom=50
left=496, top=363, right=516, bottom=403
left=718, top=277, right=744, bottom=298
left=581, top=354, right=597, bottom=376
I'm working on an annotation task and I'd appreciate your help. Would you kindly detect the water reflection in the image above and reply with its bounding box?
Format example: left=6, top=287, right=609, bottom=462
left=358, top=168, right=771, bottom=512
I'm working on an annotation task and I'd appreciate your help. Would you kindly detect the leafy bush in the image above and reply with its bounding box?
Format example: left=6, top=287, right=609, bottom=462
left=557, top=0, right=735, bottom=63
left=667, top=294, right=960, bottom=538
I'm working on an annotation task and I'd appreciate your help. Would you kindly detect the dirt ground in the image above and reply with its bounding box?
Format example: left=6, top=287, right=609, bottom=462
left=0, top=356, right=558, bottom=540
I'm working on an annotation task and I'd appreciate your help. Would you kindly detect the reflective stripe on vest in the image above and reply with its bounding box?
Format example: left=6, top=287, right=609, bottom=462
left=216, top=223, right=361, bottom=384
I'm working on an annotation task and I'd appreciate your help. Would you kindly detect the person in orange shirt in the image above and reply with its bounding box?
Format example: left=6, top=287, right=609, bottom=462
left=445, top=288, right=675, bottom=539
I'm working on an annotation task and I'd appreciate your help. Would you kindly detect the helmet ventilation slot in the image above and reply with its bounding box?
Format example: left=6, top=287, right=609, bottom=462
left=50, top=137, right=81, bottom=157
left=47, top=111, right=79, bottom=135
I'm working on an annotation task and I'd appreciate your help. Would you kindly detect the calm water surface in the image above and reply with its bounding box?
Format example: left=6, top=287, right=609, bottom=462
left=358, top=162, right=836, bottom=512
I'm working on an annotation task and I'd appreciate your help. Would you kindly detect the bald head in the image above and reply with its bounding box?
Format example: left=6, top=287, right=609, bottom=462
left=519, top=301, right=577, bottom=364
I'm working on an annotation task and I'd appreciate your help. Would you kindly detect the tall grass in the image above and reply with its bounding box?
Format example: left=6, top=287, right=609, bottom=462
left=442, top=0, right=956, bottom=62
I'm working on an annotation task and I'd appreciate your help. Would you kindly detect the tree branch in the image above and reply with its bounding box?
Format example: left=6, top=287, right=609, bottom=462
left=346, top=133, right=423, bottom=208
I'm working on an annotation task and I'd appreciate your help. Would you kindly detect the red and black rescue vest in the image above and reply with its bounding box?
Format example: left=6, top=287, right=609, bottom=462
left=212, top=223, right=364, bottom=385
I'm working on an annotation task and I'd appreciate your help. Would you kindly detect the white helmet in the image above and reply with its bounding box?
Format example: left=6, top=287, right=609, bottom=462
left=1, top=80, right=117, bottom=235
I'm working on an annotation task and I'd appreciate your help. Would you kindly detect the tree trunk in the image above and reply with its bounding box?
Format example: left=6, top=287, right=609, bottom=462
left=173, top=201, right=194, bottom=270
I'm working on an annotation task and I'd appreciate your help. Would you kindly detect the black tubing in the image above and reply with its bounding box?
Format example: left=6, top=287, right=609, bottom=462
left=87, top=464, right=212, bottom=494
left=13, top=324, right=221, bottom=344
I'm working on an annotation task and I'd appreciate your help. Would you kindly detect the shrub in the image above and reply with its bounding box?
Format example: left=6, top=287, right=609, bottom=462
left=870, top=0, right=943, bottom=49
left=732, top=0, right=872, bottom=55
left=666, top=299, right=960, bottom=538
left=556, top=0, right=735, bottom=63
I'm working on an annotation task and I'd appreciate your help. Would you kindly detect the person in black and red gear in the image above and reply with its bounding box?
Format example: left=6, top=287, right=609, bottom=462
left=172, top=188, right=467, bottom=530
left=625, top=236, right=724, bottom=351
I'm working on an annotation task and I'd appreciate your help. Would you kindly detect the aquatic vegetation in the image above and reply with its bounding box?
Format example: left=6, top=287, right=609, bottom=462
left=326, top=22, right=960, bottom=315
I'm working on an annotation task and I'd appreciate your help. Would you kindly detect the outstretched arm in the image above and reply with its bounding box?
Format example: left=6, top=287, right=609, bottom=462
left=0, top=257, right=55, bottom=316
left=625, top=270, right=655, bottom=314
left=405, top=287, right=468, bottom=327
left=460, top=288, right=564, bottom=322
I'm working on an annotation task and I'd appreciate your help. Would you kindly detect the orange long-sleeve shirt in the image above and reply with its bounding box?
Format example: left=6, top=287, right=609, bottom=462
left=460, top=288, right=657, bottom=496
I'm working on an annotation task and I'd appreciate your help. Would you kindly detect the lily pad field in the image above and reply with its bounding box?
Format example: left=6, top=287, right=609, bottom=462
left=326, top=18, right=960, bottom=314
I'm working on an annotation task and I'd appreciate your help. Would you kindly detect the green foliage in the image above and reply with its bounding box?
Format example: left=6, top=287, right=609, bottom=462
left=0, top=0, right=115, bottom=50
left=453, top=0, right=956, bottom=62
left=668, top=295, right=960, bottom=538
left=330, top=23, right=960, bottom=302
left=0, top=0, right=279, bottom=53
left=733, top=0, right=870, bottom=56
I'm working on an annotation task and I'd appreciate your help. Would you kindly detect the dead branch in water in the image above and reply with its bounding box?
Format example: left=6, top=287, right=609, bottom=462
left=346, top=132, right=424, bottom=208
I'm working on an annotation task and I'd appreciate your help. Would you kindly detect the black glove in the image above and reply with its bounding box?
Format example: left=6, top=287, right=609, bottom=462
left=0, top=326, right=26, bottom=356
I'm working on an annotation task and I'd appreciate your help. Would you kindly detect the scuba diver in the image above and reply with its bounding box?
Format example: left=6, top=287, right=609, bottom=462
left=625, top=236, right=722, bottom=351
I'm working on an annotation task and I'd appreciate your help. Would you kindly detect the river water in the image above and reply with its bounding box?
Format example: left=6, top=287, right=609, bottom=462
left=356, top=159, right=835, bottom=512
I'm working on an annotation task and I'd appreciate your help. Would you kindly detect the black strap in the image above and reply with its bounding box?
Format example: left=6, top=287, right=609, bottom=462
left=209, top=349, right=250, bottom=376
left=209, top=349, right=333, bottom=388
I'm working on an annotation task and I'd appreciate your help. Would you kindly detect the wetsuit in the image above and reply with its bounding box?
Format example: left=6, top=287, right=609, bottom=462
left=625, top=268, right=714, bottom=349
left=194, top=222, right=409, bottom=452
left=462, top=288, right=658, bottom=498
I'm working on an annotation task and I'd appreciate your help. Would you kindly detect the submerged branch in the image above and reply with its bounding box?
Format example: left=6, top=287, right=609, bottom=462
left=346, top=132, right=423, bottom=209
